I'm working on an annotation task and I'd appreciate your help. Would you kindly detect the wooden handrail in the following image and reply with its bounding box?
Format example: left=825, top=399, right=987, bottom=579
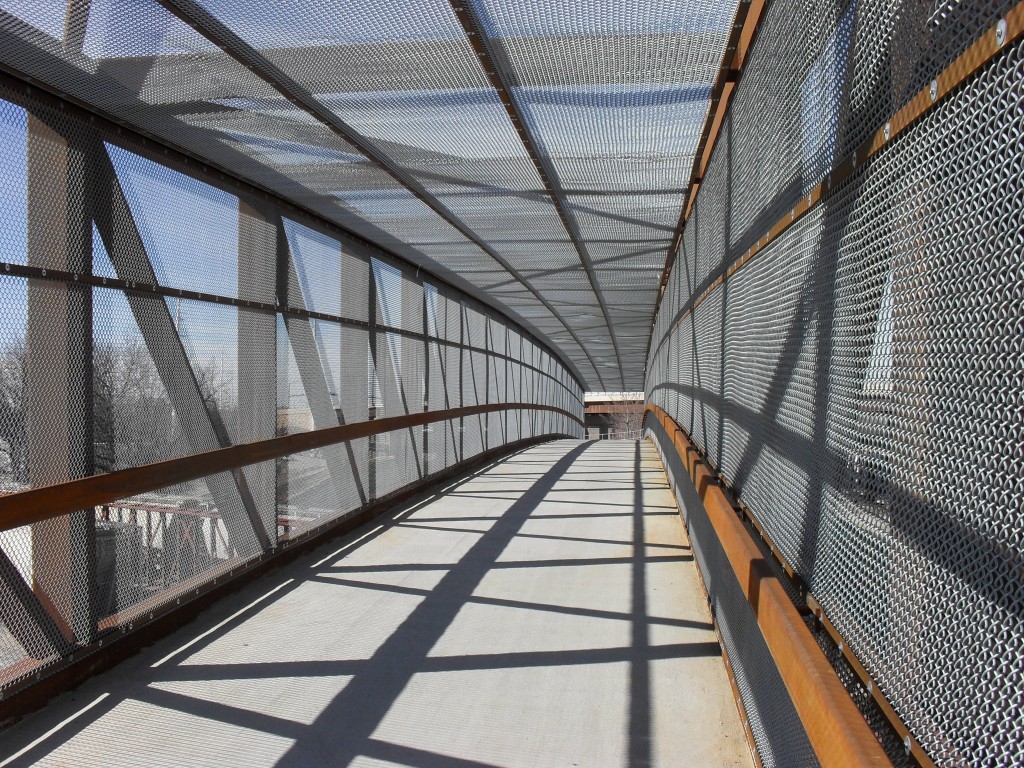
left=0, top=403, right=581, bottom=532
left=644, top=403, right=891, bottom=768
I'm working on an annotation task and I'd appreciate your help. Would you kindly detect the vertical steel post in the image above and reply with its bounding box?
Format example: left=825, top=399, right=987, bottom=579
left=237, top=199, right=278, bottom=548
left=458, top=300, right=465, bottom=462
left=422, top=282, right=430, bottom=476
left=367, top=264, right=377, bottom=501
left=26, top=112, right=96, bottom=644
left=484, top=317, right=490, bottom=451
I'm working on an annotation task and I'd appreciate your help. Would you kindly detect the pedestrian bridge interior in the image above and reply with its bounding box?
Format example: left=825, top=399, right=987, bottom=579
left=0, top=1, right=1020, bottom=767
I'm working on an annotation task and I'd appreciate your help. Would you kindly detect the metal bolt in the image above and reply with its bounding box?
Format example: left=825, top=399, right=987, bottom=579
left=884, top=122, right=891, bottom=140
left=996, top=19, right=1007, bottom=46
left=903, top=735, right=912, bottom=755
left=930, top=80, right=938, bottom=101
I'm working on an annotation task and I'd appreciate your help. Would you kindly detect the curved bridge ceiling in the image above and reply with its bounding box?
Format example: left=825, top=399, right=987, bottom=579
left=0, top=0, right=739, bottom=390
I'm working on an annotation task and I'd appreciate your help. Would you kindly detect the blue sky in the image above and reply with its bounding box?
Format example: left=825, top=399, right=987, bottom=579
left=0, top=91, right=409, bottom=411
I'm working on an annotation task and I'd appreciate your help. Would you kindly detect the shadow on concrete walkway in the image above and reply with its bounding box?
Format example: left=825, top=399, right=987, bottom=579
left=1, top=441, right=750, bottom=768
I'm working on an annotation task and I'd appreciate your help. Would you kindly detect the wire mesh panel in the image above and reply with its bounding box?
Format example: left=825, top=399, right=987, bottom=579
left=0, top=76, right=583, bottom=698
left=647, top=4, right=1023, bottom=766
left=0, top=0, right=607, bottom=386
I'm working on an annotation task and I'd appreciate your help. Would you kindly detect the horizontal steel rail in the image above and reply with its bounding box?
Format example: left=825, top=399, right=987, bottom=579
left=584, top=403, right=645, bottom=415
left=0, top=404, right=582, bottom=533
left=0, top=69, right=589, bottom=393
left=686, top=423, right=942, bottom=767
left=152, top=0, right=608, bottom=391
left=0, top=432, right=568, bottom=726
left=0, top=260, right=575, bottom=390
left=644, top=403, right=892, bottom=768
left=447, top=0, right=626, bottom=391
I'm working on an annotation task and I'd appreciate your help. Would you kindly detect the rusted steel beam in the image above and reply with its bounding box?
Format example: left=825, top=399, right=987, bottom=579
left=645, top=403, right=891, bottom=768
left=584, top=403, right=645, bottom=415
left=0, top=433, right=565, bottom=727
left=448, top=0, right=625, bottom=390
left=155, top=0, right=607, bottom=390
left=0, top=58, right=585, bottom=393
left=0, top=259, right=568, bottom=389
left=0, top=404, right=581, bottom=533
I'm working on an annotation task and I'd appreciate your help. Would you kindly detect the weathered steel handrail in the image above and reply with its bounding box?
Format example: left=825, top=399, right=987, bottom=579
left=644, top=403, right=891, bottom=768
left=0, top=403, right=582, bottom=533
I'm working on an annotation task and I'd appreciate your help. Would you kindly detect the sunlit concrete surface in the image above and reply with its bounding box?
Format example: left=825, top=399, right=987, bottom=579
left=0, top=440, right=752, bottom=768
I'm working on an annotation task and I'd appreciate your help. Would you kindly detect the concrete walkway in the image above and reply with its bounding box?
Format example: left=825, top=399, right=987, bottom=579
left=1, top=440, right=752, bottom=768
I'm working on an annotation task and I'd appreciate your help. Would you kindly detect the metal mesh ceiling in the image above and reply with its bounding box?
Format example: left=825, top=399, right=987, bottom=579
left=0, top=0, right=738, bottom=390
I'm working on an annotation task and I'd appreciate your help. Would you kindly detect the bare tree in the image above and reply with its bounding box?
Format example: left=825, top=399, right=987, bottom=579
left=0, top=342, right=26, bottom=483
left=3, top=335, right=236, bottom=482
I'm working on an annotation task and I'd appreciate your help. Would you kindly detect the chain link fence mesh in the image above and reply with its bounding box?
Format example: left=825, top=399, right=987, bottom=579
left=647, top=2, right=1023, bottom=766
left=0, top=82, right=582, bottom=697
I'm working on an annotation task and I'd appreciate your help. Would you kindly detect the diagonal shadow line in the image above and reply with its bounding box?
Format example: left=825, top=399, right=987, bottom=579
left=483, top=486, right=659, bottom=494
left=272, top=440, right=593, bottom=767
left=305, top=576, right=709, bottom=631
left=157, top=657, right=369, bottom=682
left=145, top=461, right=512, bottom=669
left=155, top=641, right=722, bottom=687
left=629, top=440, right=651, bottom=767
left=132, top=685, right=305, bottom=740
left=362, top=738, right=503, bottom=768
left=648, top=174, right=807, bottom=370
left=646, top=378, right=1024, bottom=615
left=328, top=444, right=545, bottom=541
left=647, top=382, right=822, bottom=478
left=723, top=292, right=820, bottom=493
left=406, top=508, right=680, bottom=520
left=396, top=522, right=692, bottom=551
left=319, top=554, right=692, bottom=574
left=0, top=693, right=124, bottom=768
left=422, top=643, right=723, bottom=672
left=0, top=445, right=549, bottom=765
left=438, top=493, right=543, bottom=503
left=651, top=271, right=818, bottom=489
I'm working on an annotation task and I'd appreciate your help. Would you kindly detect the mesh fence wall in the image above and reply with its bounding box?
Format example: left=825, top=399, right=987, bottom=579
left=646, top=3, right=1023, bottom=767
left=0, top=83, right=582, bottom=696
